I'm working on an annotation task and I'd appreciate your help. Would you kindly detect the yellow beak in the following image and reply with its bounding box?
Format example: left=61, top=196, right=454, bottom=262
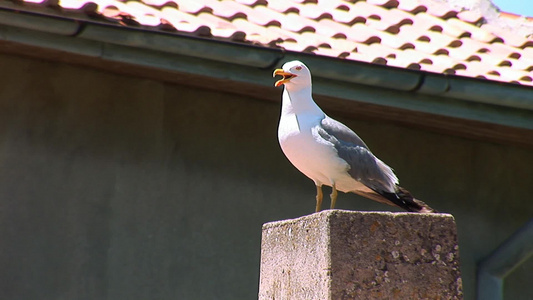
left=273, top=69, right=297, bottom=87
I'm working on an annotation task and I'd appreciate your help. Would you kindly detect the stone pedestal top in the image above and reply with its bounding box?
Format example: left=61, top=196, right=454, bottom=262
left=259, top=210, right=463, bottom=300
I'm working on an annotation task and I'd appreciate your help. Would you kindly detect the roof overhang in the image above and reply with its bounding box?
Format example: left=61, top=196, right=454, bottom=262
left=1, top=6, right=532, bottom=147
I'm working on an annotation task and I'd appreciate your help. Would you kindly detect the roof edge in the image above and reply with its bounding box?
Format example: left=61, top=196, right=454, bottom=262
left=0, top=9, right=532, bottom=133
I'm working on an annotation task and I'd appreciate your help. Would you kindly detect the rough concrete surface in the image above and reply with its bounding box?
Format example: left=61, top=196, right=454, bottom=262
left=259, top=210, right=463, bottom=300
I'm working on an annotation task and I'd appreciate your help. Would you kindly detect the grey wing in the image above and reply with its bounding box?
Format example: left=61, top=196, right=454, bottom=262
left=318, top=116, right=398, bottom=192
left=319, top=117, right=368, bottom=149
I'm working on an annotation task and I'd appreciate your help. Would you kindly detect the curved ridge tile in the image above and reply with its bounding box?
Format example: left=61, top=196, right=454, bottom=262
left=481, top=24, right=533, bottom=48
left=344, top=52, right=389, bottom=65
left=457, top=10, right=483, bottom=25
left=171, top=0, right=212, bottom=14
left=234, top=0, right=267, bottom=6
left=423, top=0, right=458, bottom=19
left=416, top=13, right=468, bottom=38
left=266, top=0, right=298, bottom=13
left=356, top=43, right=399, bottom=59
left=367, top=0, right=399, bottom=9
left=349, top=23, right=383, bottom=44
left=142, top=0, right=178, bottom=9
left=396, top=0, right=427, bottom=14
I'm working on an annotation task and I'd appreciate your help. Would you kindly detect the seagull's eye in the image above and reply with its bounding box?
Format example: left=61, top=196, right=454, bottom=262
left=295, top=66, right=302, bottom=71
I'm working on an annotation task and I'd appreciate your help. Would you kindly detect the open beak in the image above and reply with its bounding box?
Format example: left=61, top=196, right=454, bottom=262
left=273, top=69, right=297, bottom=87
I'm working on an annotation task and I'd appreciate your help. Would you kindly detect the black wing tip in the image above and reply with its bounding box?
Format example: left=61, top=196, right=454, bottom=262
left=378, top=187, right=438, bottom=213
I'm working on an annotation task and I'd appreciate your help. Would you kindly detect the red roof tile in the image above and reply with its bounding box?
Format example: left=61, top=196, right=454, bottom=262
left=397, top=0, right=427, bottom=14
left=456, top=10, right=483, bottom=25
left=10, top=0, right=533, bottom=86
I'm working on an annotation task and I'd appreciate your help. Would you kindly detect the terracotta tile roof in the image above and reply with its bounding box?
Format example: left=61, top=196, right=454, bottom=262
left=11, top=0, right=533, bottom=86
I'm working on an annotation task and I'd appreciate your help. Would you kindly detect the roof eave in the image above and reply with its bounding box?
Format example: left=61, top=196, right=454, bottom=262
left=1, top=9, right=532, bottom=146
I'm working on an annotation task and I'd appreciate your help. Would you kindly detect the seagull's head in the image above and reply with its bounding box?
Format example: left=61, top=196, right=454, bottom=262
left=273, top=60, right=312, bottom=90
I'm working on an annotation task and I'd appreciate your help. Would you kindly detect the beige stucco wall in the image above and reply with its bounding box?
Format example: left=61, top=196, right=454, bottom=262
left=0, top=53, right=531, bottom=299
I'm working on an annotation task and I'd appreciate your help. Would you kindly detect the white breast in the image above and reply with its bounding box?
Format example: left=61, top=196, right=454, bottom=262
left=278, top=112, right=358, bottom=190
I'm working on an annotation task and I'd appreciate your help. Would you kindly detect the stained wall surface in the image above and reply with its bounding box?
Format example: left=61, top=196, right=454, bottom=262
left=0, top=53, right=531, bottom=300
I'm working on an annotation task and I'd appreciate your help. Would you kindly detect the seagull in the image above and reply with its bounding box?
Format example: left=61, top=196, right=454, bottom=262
left=273, top=60, right=436, bottom=213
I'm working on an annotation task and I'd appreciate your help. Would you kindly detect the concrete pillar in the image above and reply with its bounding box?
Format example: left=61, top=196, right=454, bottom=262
left=259, top=210, right=463, bottom=300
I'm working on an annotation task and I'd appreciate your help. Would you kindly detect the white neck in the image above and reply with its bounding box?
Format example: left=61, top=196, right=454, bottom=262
left=281, top=85, right=324, bottom=117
